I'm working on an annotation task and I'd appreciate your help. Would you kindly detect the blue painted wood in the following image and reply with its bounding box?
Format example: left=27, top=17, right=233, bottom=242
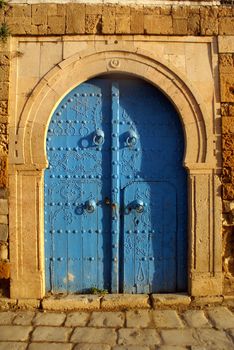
left=111, top=82, right=120, bottom=293
left=117, top=79, right=187, bottom=292
left=45, top=76, right=187, bottom=293
left=45, top=79, right=112, bottom=293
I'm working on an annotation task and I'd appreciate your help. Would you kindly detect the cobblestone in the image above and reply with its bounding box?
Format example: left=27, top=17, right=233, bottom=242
left=0, top=326, right=32, bottom=341
left=13, top=311, right=35, bottom=325
left=71, top=327, right=117, bottom=345
left=73, top=345, right=111, bottom=350
left=0, top=311, right=16, bottom=324
left=0, top=306, right=233, bottom=349
left=207, top=306, right=234, bottom=329
left=118, top=329, right=161, bottom=346
left=33, top=312, right=66, bottom=326
left=89, top=311, right=124, bottom=327
left=160, top=329, right=199, bottom=346
left=126, top=310, right=152, bottom=328
left=31, top=326, right=72, bottom=342
left=197, top=328, right=234, bottom=349
left=65, top=311, right=90, bottom=327
left=183, top=310, right=211, bottom=328
left=152, top=310, right=184, bottom=328
left=28, top=344, right=73, bottom=350
left=0, top=343, right=27, bottom=350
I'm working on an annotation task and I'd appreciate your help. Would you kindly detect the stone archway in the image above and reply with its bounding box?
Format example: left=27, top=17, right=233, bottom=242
left=9, top=46, right=222, bottom=298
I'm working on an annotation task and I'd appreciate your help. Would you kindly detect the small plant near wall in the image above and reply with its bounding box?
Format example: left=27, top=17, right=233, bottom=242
left=0, top=0, right=10, bottom=42
left=0, top=22, right=10, bottom=42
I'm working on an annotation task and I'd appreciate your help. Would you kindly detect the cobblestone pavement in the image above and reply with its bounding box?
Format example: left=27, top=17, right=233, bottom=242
left=0, top=306, right=233, bottom=350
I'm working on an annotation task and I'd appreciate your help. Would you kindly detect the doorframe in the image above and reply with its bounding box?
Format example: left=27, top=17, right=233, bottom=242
left=8, top=44, right=222, bottom=298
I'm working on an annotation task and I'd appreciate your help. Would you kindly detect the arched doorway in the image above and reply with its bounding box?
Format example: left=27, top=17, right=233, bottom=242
left=44, top=75, right=187, bottom=294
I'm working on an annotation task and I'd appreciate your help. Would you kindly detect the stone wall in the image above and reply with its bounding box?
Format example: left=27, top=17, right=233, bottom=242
left=0, top=2, right=234, bottom=296
left=0, top=4, right=233, bottom=36
left=219, top=37, right=234, bottom=294
left=0, top=36, right=10, bottom=295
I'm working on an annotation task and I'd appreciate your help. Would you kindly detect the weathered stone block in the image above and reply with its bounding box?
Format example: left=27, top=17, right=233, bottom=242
left=183, top=310, right=211, bottom=328
left=188, top=13, right=200, bottom=35
left=17, top=300, right=40, bottom=310
left=0, top=156, right=7, bottom=188
left=222, top=117, right=234, bottom=134
left=0, top=215, right=7, bottom=224
left=85, top=14, right=102, bottom=34
left=116, top=5, right=130, bottom=15
left=0, top=311, right=16, bottom=324
left=160, top=6, right=172, bottom=15
left=207, top=307, right=234, bottom=329
left=66, top=4, right=85, bottom=34
left=173, top=19, right=187, bottom=35
left=126, top=310, right=151, bottom=328
left=221, top=103, right=229, bottom=116
left=37, top=25, right=47, bottom=35
left=201, top=17, right=218, bottom=35
left=33, top=312, right=66, bottom=326
left=116, top=15, right=131, bottom=34
left=219, top=17, right=234, bottom=35
left=172, top=6, right=188, bottom=18
left=218, top=36, right=234, bottom=53
left=0, top=83, right=9, bottom=101
left=223, top=183, right=234, bottom=200
left=0, top=224, right=8, bottom=241
left=0, top=199, right=8, bottom=215
left=0, top=134, right=8, bottom=155
left=0, top=53, right=10, bottom=67
left=13, top=311, right=36, bottom=325
left=6, top=4, right=31, bottom=18
left=86, top=4, right=103, bottom=15
left=0, top=101, right=8, bottom=115
left=6, top=17, right=32, bottom=35
left=0, top=241, right=8, bottom=260
left=160, top=329, right=198, bottom=346
left=42, top=294, right=101, bottom=311
left=144, top=15, right=173, bottom=34
left=0, top=65, right=10, bottom=82
left=101, top=294, right=150, bottom=310
left=130, top=7, right=144, bottom=34
left=102, top=5, right=115, bottom=34
left=48, top=16, right=65, bottom=35
left=229, top=103, right=234, bottom=116
left=71, top=327, right=117, bottom=345
left=0, top=123, right=7, bottom=135
left=118, top=329, right=160, bottom=346
left=0, top=262, right=10, bottom=279
left=89, top=311, right=124, bottom=327
left=0, top=188, right=8, bottom=199
left=32, top=326, right=72, bottom=342
left=65, top=312, right=89, bottom=327
left=219, top=54, right=234, bottom=74
left=32, top=4, right=47, bottom=25
left=197, top=328, right=234, bottom=349
left=200, top=7, right=218, bottom=35
left=152, top=294, right=191, bottom=307
left=223, top=150, right=234, bottom=167
left=143, top=6, right=161, bottom=15
left=222, top=134, right=234, bottom=151
left=152, top=310, right=184, bottom=328
left=47, top=4, right=65, bottom=17
left=220, top=74, right=234, bottom=103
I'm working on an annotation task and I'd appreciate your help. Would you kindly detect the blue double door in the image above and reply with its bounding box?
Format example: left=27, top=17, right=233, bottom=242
left=45, top=76, right=187, bottom=294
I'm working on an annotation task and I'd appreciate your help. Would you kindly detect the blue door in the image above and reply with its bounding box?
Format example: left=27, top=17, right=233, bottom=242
left=45, top=76, right=187, bottom=293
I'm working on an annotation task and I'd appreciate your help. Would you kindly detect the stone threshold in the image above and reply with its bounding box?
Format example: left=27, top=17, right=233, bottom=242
left=0, top=294, right=233, bottom=311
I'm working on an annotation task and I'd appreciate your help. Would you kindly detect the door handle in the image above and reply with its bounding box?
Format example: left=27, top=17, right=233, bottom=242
left=128, top=200, right=144, bottom=213
left=84, top=199, right=96, bottom=213
left=93, top=129, right=105, bottom=145
left=126, top=130, right=138, bottom=147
